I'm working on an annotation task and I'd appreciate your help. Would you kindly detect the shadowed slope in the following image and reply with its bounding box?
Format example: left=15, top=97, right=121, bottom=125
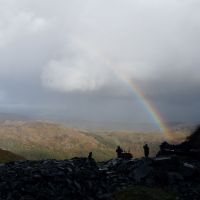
left=0, top=148, right=25, bottom=163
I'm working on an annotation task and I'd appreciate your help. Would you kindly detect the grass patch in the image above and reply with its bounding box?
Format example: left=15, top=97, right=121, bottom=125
left=113, top=186, right=177, bottom=200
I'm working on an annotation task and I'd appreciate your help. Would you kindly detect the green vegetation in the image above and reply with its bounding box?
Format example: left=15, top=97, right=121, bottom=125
left=0, top=121, right=188, bottom=161
left=113, top=186, right=177, bottom=200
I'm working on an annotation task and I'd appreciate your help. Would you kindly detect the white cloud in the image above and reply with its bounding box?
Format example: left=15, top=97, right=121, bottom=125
left=0, top=0, right=200, bottom=98
left=39, top=0, right=200, bottom=93
left=0, top=4, right=49, bottom=46
left=42, top=43, right=111, bottom=92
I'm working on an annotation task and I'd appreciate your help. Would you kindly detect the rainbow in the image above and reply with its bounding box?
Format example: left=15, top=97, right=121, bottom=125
left=104, top=61, right=172, bottom=140
left=83, top=46, right=172, bottom=139
left=124, top=78, right=171, bottom=139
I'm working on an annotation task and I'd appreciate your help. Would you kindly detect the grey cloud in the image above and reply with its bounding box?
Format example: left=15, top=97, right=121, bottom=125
left=0, top=0, right=200, bottom=126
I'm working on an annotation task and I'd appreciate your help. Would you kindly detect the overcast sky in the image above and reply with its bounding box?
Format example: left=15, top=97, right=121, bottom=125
left=0, top=0, right=200, bottom=128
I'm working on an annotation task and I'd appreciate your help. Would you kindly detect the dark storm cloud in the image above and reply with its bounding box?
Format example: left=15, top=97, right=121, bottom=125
left=0, top=0, right=200, bottom=124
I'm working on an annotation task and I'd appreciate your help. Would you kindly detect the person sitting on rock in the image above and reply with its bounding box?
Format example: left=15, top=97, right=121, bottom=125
left=116, top=146, right=123, bottom=158
left=143, top=144, right=150, bottom=158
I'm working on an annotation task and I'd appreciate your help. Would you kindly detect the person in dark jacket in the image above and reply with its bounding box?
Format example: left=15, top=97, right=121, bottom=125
left=143, top=144, right=150, bottom=158
left=116, top=146, right=123, bottom=158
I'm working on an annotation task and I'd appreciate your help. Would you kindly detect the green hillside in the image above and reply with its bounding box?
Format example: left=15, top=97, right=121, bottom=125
left=0, top=121, right=189, bottom=161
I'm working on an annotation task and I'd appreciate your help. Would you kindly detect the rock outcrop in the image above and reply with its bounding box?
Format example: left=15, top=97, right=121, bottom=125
left=0, top=155, right=199, bottom=200
left=157, top=126, right=200, bottom=160
left=0, top=127, right=200, bottom=200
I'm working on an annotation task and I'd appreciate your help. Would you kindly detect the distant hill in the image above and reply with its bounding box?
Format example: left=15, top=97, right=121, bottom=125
left=0, top=121, right=190, bottom=161
left=0, top=148, right=25, bottom=163
left=0, top=112, right=31, bottom=121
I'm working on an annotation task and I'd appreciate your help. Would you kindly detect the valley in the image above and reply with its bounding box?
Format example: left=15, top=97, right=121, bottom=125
left=0, top=121, right=191, bottom=161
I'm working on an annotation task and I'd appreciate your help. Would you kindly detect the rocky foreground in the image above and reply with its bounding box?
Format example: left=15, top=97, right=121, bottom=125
left=0, top=155, right=199, bottom=200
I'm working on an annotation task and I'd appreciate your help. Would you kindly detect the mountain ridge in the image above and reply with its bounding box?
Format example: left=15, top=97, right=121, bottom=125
left=0, top=121, right=190, bottom=161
